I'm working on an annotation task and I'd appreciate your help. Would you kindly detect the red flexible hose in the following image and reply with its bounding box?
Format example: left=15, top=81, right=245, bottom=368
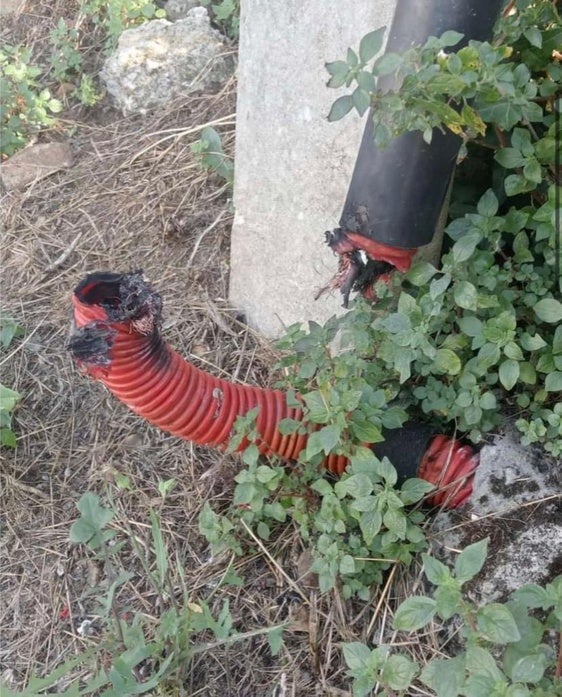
left=69, top=272, right=477, bottom=507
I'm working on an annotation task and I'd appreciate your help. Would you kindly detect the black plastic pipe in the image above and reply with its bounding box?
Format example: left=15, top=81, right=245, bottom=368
left=338, top=0, right=504, bottom=250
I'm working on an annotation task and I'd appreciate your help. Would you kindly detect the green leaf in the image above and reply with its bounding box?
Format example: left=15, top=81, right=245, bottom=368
left=523, top=158, right=542, bottom=184
left=325, top=60, right=349, bottom=89
left=352, top=87, right=371, bottom=116
left=455, top=538, right=488, bottom=584
left=510, top=653, right=547, bottom=684
left=495, top=148, right=526, bottom=169
left=520, top=332, right=546, bottom=351
left=440, top=30, right=464, bottom=47
left=394, top=596, right=437, bottom=631
left=512, top=584, right=549, bottom=609
left=350, top=417, right=384, bottom=443
left=0, top=428, right=17, bottom=447
left=505, top=173, right=533, bottom=196
left=335, top=473, right=373, bottom=499
left=359, top=27, right=386, bottom=63
left=422, top=554, right=451, bottom=586
left=342, top=641, right=373, bottom=671
left=452, top=232, right=481, bottom=263
left=524, top=26, right=542, bottom=48
left=406, top=261, right=437, bottom=286
left=477, top=189, right=498, bottom=217
left=328, top=95, right=353, bottom=122
left=0, top=384, right=21, bottom=414
left=465, top=646, right=504, bottom=682
left=381, top=654, right=418, bottom=690
left=479, top=391, right=497, bottom=410
left=356, top=69, right=377, bottom=92
left=433, top=348, right=461, bottom=375
left=476, top=604, right=521, bottom=643
left=504, top=341, right=524, bottom=361
left=278, top=418, right=300, bottom=435
left=360, top=509, right=382, bottom=545
left=454, top=281, right=478, bottom=310
left=421, top=656, right=464, bottom=697
left=477, top=98, right=524, bottom=130
left=434, top=585, right=462, bottom=620
left=383, top=507, right=407, bottom=537
left=267, top=625, right=284, bottom=657
left=150, top=509, right=168, bottom=585
left=545, top=371, right=562, bottom=392
left=347, top=47, right=359, bottom=67
left=534, top=298, right=562, bottom=324
left=429, top=273, right=452, bottom=298
left=305, top=430, right=326, bottom=459
left=76, top=492, right=114, bottom=530
left=457, top=316, right=483, bottom=337
left=374, top=52, right=402, bottom=76
left=499, top=359, right=520, bottom=390
left=303, top=391, right=330, bottom=422
left=317, top=424, right=342, bottom=453
left=400, top=478, right=434, bottom=505
left=339, top=554, right=356, bottom=575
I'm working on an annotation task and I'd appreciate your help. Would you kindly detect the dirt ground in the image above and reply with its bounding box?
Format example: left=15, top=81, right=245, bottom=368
left=1, top=3, right=561, bottom=697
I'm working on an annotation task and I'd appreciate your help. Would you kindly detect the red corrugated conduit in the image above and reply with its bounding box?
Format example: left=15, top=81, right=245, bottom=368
left=69, top=271, right=477, bottom=508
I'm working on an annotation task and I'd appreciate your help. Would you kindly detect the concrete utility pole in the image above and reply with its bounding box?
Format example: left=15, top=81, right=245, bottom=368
left=229, top=0, right=397, bottom=337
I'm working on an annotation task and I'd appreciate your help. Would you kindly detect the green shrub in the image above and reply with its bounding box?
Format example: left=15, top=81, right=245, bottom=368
left=343, top=540, right=562, bottom=697
left=80, top=0, right=166, bottom=51
left=0, top=45, right=62, bottom=156
left=0, top=317, right=23, bottom=447
left=322, top=0, right=561, bottom=454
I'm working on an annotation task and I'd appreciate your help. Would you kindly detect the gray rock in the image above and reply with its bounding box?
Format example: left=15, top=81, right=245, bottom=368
left=1, top=142, right=73, bottom=191
left=431, top=427, right=561, bottom=604
left=100, top=9, right=233, bottom=113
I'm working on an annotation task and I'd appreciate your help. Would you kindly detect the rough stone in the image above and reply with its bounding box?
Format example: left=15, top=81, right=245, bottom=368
left=431, top=427, right=562, bottom=604
left=161, top=0, right=199, bottom=21
left=100, top=9, right=234, bottom=113
left=1, top=142, right=73, bottom=191
left=229, top=0, right=397, bottom=337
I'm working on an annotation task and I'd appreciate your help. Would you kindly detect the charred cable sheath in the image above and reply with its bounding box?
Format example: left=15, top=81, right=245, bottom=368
left=69, top=271, right=477, bottom=508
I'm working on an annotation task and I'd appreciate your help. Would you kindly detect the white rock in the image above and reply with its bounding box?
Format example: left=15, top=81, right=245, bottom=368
left=431, top=426, right=561, bottom=603
left=100, top=9, right=234, bottom=113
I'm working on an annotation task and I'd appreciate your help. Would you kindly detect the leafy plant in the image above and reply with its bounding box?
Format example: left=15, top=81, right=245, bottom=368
left=6, top=490, right=284, bottom=696
left=201, top=0, right=240, bottom=39
left=80, top=0, right=166, bottom=51
left=0, top=45, right=63, bottom=156
left=75, top=73, right=103, bottom=107
left=321, top=0, right=562, bottom=454
left=191, top=125, right=235, bottom=186
left=200, top=398, right=433, bottom=600
left=0, top=317, right=23, bottom=447
left=48, top=18, right=83, bottom=82
left=342, top=540, right=562, bottom=697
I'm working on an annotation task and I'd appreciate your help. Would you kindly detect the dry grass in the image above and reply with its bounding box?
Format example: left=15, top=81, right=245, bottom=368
left=0, top=7, right=407, bottom=693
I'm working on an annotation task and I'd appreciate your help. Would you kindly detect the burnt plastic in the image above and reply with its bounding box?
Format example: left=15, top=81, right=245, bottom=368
left=339, top=0, right=504, bottom=249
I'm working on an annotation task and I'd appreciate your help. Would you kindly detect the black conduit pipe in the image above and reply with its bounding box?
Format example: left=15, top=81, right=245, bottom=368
left=325, top=0, right=504, bottom=305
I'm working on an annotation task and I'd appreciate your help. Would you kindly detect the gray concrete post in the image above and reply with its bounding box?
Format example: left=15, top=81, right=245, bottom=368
left=229, top=0, right=397, bottom=337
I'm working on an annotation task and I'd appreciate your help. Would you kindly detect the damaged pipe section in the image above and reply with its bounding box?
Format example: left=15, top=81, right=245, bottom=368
left=325, top=0, right=504, bottom=306
left=69, top=271, right=477, bottom=508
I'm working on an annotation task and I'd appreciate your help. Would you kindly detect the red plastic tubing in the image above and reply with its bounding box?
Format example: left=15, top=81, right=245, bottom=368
left=72, top=288, right=349, bottom=474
